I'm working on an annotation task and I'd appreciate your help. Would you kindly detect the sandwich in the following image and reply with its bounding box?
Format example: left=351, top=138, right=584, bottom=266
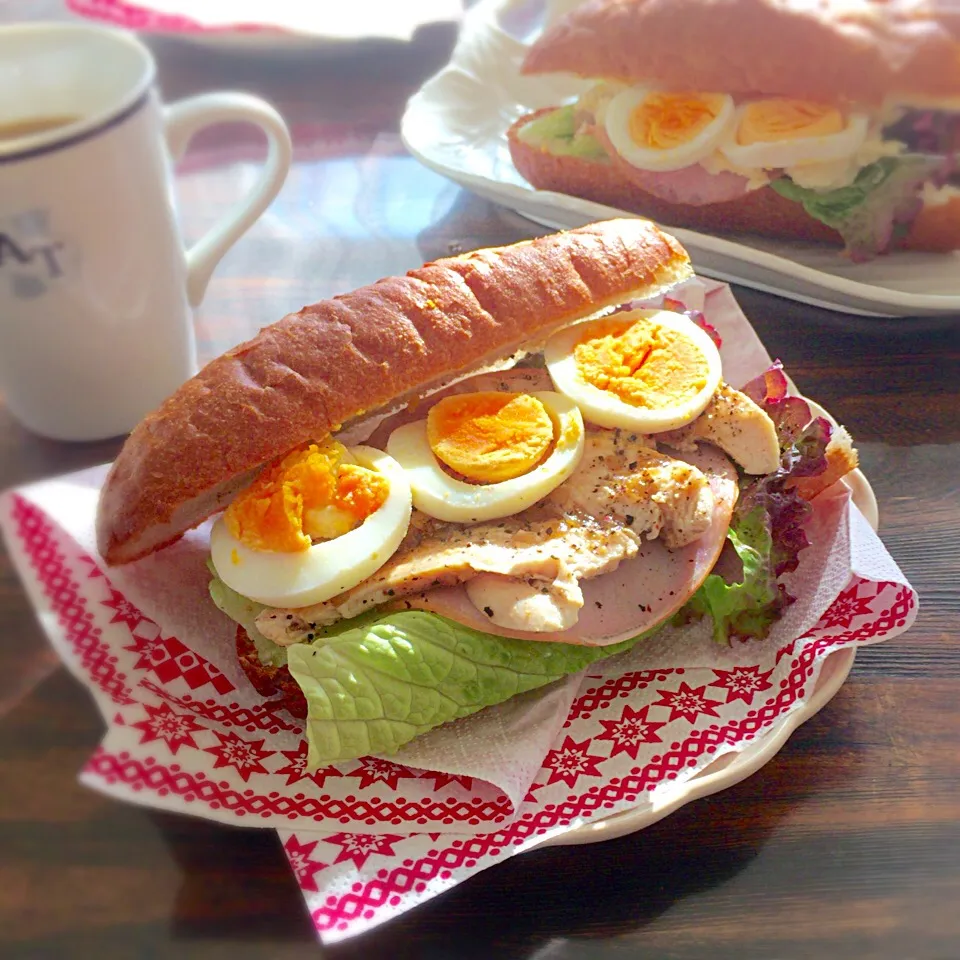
left=95, top=219, right=856, bottom=770
left=508, top=0, right=960, bottom=260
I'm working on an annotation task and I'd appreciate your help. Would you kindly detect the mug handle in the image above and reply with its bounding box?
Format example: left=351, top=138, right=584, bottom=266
left=163, top=93, right=293, bottom=306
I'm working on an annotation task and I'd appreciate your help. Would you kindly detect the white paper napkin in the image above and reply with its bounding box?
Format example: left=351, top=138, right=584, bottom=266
left=0, top=279, right=919, bottom=942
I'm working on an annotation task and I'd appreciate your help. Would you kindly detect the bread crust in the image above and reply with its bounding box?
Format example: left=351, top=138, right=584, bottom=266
left=789, top=426, right=860, bottom=501
left=235, top=625, right=307, bottom=718
left=901, top=196, right=960, bottom=252
left=97, top=220, right=692, bottom=566
left=508, top=111, right=960, bottom=250
left=523, top=0, right=960, bottom=106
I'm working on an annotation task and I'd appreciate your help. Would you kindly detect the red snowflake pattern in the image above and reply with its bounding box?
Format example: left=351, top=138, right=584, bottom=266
left=818, top=583, right=875, bottom=629
left=274, top=742, right=344, bottom=788
left=138, top=680, right=297, bottom=734
left=323, top=833, right=405, bottom=870
left=417, top=771, right=474, bottom=791
left=131, top=702, right=204, bottom=755
left=123, top=630, right=234, bottom=694
left=203, top=730, right=275, bottom=782
left=776, top=639, right=798, bottom=665
left=283, top=835, right=328, bottom=893
left=711, top=665, right=775, bottom=705
left=345, top=757, right=418, bottom=791
left=124, top=627, right=166, bottom=672
left=79, top=556, right=103, bottom=579
left=542, top=736, right=606, bottom=789
left=100, top=586, right=149, bottom=632
left=652, top=682, right=723, bottom=723
left=594, top=704, right=666, bottom=760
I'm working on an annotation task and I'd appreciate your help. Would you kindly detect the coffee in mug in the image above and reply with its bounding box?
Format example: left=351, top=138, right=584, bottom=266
left=0, top=116, right=81, bottom=141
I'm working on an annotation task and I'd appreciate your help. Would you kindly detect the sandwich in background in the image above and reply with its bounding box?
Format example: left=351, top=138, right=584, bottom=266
left=509, top=0, right=960, bottom=260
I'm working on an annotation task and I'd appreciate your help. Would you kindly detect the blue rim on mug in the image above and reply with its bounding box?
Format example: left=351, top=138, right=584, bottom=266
left=0, top=22, right=157, bottom=165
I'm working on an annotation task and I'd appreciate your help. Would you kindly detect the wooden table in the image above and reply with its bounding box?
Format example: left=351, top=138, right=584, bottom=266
left=2, top=7, right=959, bottom=959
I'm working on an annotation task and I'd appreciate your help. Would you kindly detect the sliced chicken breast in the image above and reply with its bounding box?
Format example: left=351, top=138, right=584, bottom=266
left=256, top=430, right=715, bottom=642
left=658, top=382, right=780, bottom=475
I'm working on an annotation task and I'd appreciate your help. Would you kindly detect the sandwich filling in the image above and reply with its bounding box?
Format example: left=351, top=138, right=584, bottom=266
left=517, top=82, right=959, bottom=260
left=208, top=304, right=846, bottom=766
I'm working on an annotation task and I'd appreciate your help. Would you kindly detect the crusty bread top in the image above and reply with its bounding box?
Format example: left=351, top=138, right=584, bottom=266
left=522, top=0, right=960, bottom=106
left=96, top=219, right=692, bottom=566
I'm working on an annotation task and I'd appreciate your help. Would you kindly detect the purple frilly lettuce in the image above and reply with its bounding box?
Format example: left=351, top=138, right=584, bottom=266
left=770, top=154, right=952, bottom=262
left=681, top=362, right=834, bottom=645
left=662, top=297, right=723, bottom=349
left=884, top=108, right=960, bottom=161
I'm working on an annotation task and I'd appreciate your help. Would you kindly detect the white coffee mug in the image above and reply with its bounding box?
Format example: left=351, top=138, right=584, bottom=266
left=0, top=23, right=292, bottom=441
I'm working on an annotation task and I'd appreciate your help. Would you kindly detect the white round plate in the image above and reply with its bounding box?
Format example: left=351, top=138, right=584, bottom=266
left=546, top=411, right=877, bottom=847
left=400, top=0, right=960, bottom=318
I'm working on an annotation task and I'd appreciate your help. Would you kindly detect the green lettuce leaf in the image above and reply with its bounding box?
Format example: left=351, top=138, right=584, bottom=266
left=678, top=362, right=833, bottom=645
left=208, top=568, right=287, bottom=670
left=682, top=507, right=787, bottom=646
left=286, top=611, right=650, bottom=766
left=517, top=104, right=609, bottom=160
left=770, top=154, right=946, bottom=261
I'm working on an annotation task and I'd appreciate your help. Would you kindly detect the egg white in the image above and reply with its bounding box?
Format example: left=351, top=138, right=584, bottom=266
left=604, top=87, right=736, bottom=172
left=720, top=107, right=869, bottom=170
left=386, top=391, right=585, bottom=524
left=544, top=309, right=723, bottom=434
left=210, top=446, right=412, bottom=608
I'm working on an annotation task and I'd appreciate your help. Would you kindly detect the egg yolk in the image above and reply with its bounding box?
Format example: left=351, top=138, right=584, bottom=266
left=573, top=317, right=710, bottom=410
left=629, top=92, right=728, bottom=150
left=224, top=440, right=388, bottom=553
left=427, top=392, right=555, bottom=483
left=737, top=99, right=845, bottom=145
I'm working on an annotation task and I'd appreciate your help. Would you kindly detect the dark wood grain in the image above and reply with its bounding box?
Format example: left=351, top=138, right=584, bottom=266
left=1, top=4, right=959, bottom=959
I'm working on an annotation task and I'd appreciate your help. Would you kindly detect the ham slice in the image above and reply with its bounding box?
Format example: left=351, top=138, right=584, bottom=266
left=594, top=126, right=756, bottom=207
left=616, top=164, right=756, bottom=207
left=261, top=368, right=738, bottom=648
left=398, top=444, right=737, bottom=646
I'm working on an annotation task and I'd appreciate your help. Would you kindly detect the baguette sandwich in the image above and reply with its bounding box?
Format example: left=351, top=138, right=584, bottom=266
left=96, top=220, right=856, bottom=769
left=509, top=0, right=960, bottom=260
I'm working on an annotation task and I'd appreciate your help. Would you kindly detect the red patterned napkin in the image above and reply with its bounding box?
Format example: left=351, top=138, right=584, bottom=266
left=67, top=0, right=464, bottom=41
left=0, top=280, right=917, bottom=941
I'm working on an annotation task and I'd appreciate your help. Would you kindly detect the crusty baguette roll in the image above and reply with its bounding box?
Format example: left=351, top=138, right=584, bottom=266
left=523, top=0, right=960, bottom=106
left=96, top=219, right=692, bottom=566
left=507, top=112, right=960, bottom=251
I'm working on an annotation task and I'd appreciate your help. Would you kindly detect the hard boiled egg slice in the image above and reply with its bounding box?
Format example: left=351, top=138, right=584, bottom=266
left=604, top=87, right=736, bottom=172
left=386, top=391, right=585, bottom=524
left=210, top=445, right=412, bottom=608
left=720, top=99, right=868, bottom=170
left=545, top=309, right=722, bottom=433
left=427, top=391, right=555, bottom=484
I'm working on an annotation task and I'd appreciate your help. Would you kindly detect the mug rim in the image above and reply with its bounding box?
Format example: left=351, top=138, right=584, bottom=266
left=0, top=22, right=156, bottom=164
